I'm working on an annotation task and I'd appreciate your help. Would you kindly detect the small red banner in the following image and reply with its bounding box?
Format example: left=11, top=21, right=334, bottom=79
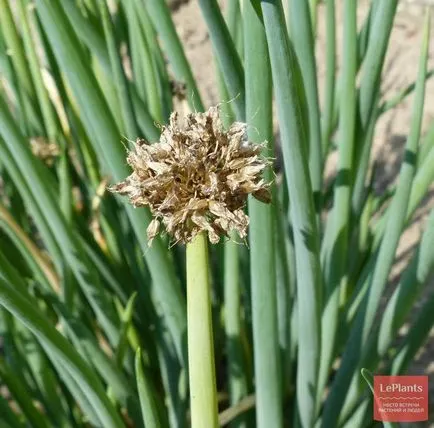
left=373, top=375, right=428, bottom=422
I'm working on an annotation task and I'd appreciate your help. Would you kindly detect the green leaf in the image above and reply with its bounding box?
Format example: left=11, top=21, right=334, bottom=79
left=114, top=292, right=138, bottom=367
left=322, top=10, right=430, bottom=427
left=317, top=0, right=357, bottom=409
left=34, top=0, right=186, bottom=362
left=245, top=1, right=282, bottom=426
left=288, top=0, right=322, bottom=201
left=0, top=357, right=49, bottom=428
left=0, top=141, right=62, bottom=270
left=0, top=394, right=23, bottom=428
left=360, top=368, right=374, bottom=394
left=144, top=0, right=204, bottom=112
left=98, top=0, right=139, bottom=139
left=377, top=208, right=434, bottom=356
left=321, top=0, right=336, bottom=153
left=199, top=0, right=245, bottom=120
left=260, top=1, right=322, bottom=426
left=135, top=349, right=163, bottom=428
left=340, top=205, right=434, bottom=423
left=0, top=278, right=124, bottom=428
left=127, top=0, right=162, bottom=123
left=58, top=0, right=159, bottom=140
left=0, top=0, right=38, bottom=105
left=358, top=0, right=398, bottom=130
left=0, top=97, right=121, bottom=345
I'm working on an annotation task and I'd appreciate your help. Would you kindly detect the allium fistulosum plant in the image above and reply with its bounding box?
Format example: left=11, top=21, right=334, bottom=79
left=0, top=0, right=433, bottom=427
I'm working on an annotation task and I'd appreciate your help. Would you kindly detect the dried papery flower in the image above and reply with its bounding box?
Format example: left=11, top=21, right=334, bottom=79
left=170, top=79, right=189, bottom=117
left=170, top=79, right=187, bottom=101
left=110, top=106, right=272, bottom=246
left=30, top=137, right=60, bottom=166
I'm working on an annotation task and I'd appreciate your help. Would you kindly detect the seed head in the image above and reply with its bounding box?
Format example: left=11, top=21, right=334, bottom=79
left=30, top=137, right=60, bottom=166
left=110, top=106, right=271, bottom=246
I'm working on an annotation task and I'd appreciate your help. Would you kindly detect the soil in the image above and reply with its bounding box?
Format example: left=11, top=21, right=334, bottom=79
left=170, top=0, right=434, bottom=425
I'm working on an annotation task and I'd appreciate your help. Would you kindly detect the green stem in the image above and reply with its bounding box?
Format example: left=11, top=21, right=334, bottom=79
left=224, top=238, right=247, bottom=411
left=186, top=232, right=218, bottom=428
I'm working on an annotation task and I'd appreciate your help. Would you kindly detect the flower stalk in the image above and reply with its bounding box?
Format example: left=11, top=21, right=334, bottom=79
left=186, top=231, right=218, bottom=427
left=110, top=106, right=271, bottom=426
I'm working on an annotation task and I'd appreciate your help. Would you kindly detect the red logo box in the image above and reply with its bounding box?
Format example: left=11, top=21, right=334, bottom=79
left=373, top=376, right=428, bottom=422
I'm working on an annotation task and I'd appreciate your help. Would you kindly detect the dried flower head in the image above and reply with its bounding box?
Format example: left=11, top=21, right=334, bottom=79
left=30, top=137, right=60, bottom=166
left=170, top=79, right=187, bottom=101
left=110, top=106, right=271, bottom=246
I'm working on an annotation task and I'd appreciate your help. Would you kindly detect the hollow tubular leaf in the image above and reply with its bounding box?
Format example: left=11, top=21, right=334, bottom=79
left=135, top=349, right=162, bottom=428
left=143, top=0, right=204, bottom=111
left=321, top=0, right=336, bottom=153
left=245, top=1, right=282, bottom=426
left=0, top=97, right=120, bottom=345
left=199, top=0, right=245, bottom=120
left=98, top=0, right=139, bottom=139
left=322, top=12, right=430, bottom=427
left=288, top=0, right=322, bottom=204
left=358, top=0, right=398, bottom=130
left=318, top=0, right=357, bottom=410
left=34, top=0, right=187, bottom=362
left=0, top=278, right=124, bottom=428
left=260, top=1, right=322, bottom=426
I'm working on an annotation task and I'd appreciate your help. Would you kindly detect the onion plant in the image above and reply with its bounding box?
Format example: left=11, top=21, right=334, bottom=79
left=0, top=0, right=433, bottom=427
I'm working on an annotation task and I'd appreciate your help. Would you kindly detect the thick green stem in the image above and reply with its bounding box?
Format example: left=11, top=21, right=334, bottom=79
left=186, top=232, right=218, bottom=428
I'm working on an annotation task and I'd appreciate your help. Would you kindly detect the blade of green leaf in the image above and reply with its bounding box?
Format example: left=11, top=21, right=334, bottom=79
left=34, top=0, right=186, bottom=362
left=214, top=4, right=248, bottom=421
left=114, top=292, right=138, bottom=367
left=143, top=0, right=204, bottom=112
left=321, top=0, right=336, bottom=153
left=0, top=141, right=62, bottom=270
left=135, top=349, right=163, bottom=428
left=322, top=11, right=430, bottom=427
left=274, top=194, right=297, bottom=398
left=379, top=69, right=434, bottom=115
left=50, top=356, right=102, bottom=426
left=260, top=1, right=322, bottom=426
left=245, top=2, right=282, bottom=427
left=127, top=0, right=162, bottom=123
left=98, top=0, right=139, bottom=139
left=43, top=294, right=143, bottom=427
left=18, top=328, right=70, bottom=428
left=0, top=0, right=38, bottom=105
left=360, top=368, right=374, bottom=394
left=0, top=357, right=49, bottom=428
left=199, top=0, right=245, bottom=120
left=372, top=142, right=434, bottom=249
left=390, top=279, right=434, bottom=375
left=317, top=0, right=357, bottom=410
left=358, top=0, right=398, bottom=131
left=288, top=0, right=322, bottom=208
left=0, top=278, right=124, bottom=428
left=0, top=97, right=121, bottom=345
left=16, top=0, right=59, bottom=142
left=0, top=394, right=23, bottom=428
left=58, top=0, right=159, bottom=140
left=418, top=121, right=434, bottom=165
left=377, top=209, right=434, bottom=355
left=0, top=204, right=59, bottom=292
left=352, top=0, right=398, bottom=214
left=135, top=3, right=173, bottom=121
left=337, top=206, right=434, bottom=424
